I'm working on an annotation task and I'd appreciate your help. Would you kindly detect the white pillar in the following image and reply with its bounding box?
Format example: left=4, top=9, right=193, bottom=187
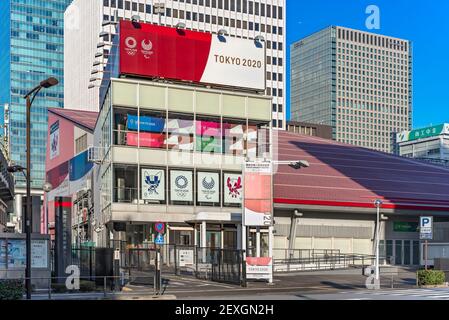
left=15, top=194, right=23, bottom=233
left=268, top=225, right=274, bottom=284
left=201, top=221, right=207, bottom=248
left=220, top=225, right=224, bottom=249
left=256, top=227, right=261, bottom=257
left=194, top=224, right=198, bottom=246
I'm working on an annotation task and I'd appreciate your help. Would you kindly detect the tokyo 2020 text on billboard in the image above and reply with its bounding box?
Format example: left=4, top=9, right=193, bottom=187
left=119, top=20, right=266, bottom=91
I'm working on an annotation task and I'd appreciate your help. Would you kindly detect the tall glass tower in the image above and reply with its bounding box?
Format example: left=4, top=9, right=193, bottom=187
left=0, top=0, right=72, bottom=192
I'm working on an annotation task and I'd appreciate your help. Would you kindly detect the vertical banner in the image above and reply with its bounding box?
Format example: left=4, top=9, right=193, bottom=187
left=197, top=172, right=220, bottom=204
left=54, top=197, right=72, bottom=283
left=141, top=169, right=165, bottom=201
left=243, top=161, right=273, bottom=226
left=50, top=121, right=60, bottom=159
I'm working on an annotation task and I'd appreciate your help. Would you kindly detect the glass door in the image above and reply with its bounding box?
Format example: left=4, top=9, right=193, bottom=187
left=404, top=240, right=411, bottom=265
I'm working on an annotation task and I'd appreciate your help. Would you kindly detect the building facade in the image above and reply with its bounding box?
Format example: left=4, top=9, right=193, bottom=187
left=89, top=20, right=272, bottom=249
left=64, top=0, right=286, bottom=128
left=273, top=130, right=449, bottom=267
left=397, top=124, right=449, bottom=164
left=44, top=108, right=97, bottom=244
left=290, top=26, right=412, bottom=153
left=0, top=0, right=72, bottom=228
left=286, top=121, right=332, bottom=139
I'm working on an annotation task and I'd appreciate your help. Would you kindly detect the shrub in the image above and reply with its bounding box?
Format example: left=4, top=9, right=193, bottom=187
left=417, top=269, right=446, bottom=286
left=0, top=280, right=24, bottom=300
left=51, top=283, right=68, bottom=293
left=80, top=281, right=97, bottom=292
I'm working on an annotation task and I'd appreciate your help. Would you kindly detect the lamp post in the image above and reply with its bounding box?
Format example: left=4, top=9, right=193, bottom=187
left=374, top=199, right=383, bottom=282
left=23, top=77, right=59, bottom=300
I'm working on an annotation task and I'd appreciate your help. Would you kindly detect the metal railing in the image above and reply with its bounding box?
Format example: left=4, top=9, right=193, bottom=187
left=273, top=249, right=388, bottom=272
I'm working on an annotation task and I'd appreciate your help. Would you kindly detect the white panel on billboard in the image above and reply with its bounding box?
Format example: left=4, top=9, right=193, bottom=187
left=170, top=170, right=193, bottom=202
left=142, top=169, right=165, bottom=201
left=197, top=172, right=220, bottom=203
left=201, top=36, right=266, bottom=91
left=223, top=173, right=243, bottom=204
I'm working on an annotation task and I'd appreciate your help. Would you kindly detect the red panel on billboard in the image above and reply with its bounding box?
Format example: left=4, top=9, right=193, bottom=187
left=120, top=20, right=212, bottom=82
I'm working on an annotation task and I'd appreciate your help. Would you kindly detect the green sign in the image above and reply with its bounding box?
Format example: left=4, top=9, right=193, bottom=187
left=409, top=124, right=444, bottom=141
left=393, top=222, right=418, bottom=233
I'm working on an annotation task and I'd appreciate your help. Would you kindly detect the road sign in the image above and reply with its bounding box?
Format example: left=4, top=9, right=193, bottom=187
left=155, top=233, right=164, bottom=245
left=420, top=216, right=433, bottom=240
left=154, top=222, right=166, bottom=235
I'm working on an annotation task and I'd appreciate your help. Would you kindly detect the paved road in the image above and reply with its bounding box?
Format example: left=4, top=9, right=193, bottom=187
left=305, top=288, right=449, bottom=300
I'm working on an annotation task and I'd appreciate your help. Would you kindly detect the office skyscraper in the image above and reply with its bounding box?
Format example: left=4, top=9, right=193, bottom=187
left=290, top=26, right=412, bottom=153
left=0, top=0, right=72, bottom=226
left=64, top=0, right=286, bottom=128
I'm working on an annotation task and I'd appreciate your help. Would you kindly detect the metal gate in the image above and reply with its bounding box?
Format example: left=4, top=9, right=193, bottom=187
left=209, top=248, right=245, bottom=285
left=125, top=248, right=158, bottom=286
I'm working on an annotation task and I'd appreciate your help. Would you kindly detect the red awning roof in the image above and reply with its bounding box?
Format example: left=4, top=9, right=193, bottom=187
left=274, top=131, right=449, bottom=211
left=48, top=108, right=98, bottom=133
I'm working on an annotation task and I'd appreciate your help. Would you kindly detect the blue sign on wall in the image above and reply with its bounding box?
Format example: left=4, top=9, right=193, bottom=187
left=69, top=150, right=94, bottom=182
left=127, top=114, right=165, bottom=133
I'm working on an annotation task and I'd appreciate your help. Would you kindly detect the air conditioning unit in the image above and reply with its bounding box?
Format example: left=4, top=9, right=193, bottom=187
left=87, top=146, right=103, bottom=164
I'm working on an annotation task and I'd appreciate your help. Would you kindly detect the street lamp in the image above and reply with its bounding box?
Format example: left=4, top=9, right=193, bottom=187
left=43, top=182, right=53, bottom=235
left=23, top=77, right=59, bottom=300
left=374, top=199, right=383, bottom=283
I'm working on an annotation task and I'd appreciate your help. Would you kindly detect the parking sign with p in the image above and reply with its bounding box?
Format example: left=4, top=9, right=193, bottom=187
left=420, top=216, right=433, bottom=240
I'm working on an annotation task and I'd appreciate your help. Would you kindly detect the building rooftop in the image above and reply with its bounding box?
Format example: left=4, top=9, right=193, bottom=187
left=274, top=131, right=449, bottom=212
left=48, top=108, right=99, bottom=133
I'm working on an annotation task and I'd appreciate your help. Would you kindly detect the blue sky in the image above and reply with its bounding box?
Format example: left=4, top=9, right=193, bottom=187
left=286, top=0, right=449, bottom=129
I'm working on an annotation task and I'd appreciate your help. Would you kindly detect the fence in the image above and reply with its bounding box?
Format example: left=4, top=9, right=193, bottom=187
left=273, top=248, right=387, bottom=272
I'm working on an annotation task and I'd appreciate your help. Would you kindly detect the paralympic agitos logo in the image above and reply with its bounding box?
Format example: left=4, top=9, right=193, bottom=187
left=125, top=36, right=153, bottom=58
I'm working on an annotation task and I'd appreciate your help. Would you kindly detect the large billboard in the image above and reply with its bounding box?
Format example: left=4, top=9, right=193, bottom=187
left=119, top=20, right=266, bottom=91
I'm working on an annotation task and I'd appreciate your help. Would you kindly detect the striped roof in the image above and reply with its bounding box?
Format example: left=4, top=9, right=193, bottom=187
left=48, top=108, right=98, bottom=133
left=274, top=131, right=449, bottom=212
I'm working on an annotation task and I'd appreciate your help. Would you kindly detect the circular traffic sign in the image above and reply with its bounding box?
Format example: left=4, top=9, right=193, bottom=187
left=154, top=222, right=165, bottom=234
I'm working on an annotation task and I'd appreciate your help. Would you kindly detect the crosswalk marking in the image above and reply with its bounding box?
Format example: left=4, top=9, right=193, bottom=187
left=341, top=288, right=449, bottom=300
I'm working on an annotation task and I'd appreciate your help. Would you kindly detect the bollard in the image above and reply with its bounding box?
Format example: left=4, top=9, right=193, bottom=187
left=48, top=278, right=52, bottom=300
left=103, top=277, right=107, bottom=298
left=391, top=273, right=394, bottom=289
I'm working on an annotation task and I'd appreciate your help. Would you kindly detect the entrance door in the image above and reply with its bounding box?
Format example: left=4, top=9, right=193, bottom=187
left=207, top=231, right=221, bottom=248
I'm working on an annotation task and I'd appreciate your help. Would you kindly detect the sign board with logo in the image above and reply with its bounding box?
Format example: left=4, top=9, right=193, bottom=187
left=223, top=173, right=243, bottom=205
left=197, top=172, right=220, bottom=204
left=50, top=121, right=60, bottom=159
left=170, top=170, right=193, bottom=202
left=420, top=216, right=433, bottom=240
left=246, top=257, right=273, bottom=280
left=119, top=20, right=266, bottom=91
left=244, top=161, right=273, bottom=227
left=397, top=124, right=449, bottom=143
left=142, top=169, right=165, bottom=201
